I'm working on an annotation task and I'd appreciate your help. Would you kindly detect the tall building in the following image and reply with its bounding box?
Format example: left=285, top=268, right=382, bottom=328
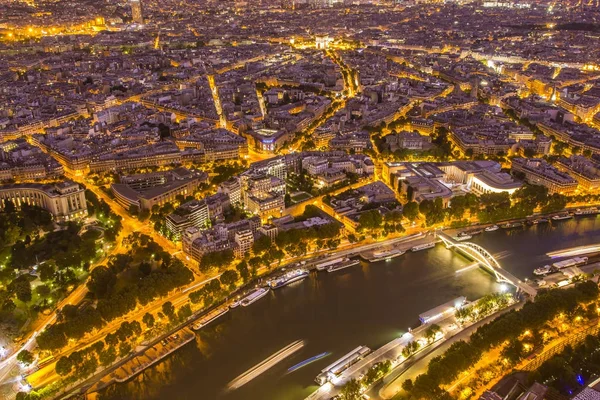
left=131, top=0, right=144, bottom=24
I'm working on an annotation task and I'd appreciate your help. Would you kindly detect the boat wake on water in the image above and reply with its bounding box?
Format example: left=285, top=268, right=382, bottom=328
left=548, top=244, right=600, bottom=258
left=226, top=340, right=305, bottom=391
left=493, top=250, right=511, bottom=261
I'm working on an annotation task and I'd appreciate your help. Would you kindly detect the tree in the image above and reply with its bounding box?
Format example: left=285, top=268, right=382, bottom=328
left=501, top=338, right=524, bottom=364
left=119, top=342, right=132, bottom=358
left=252, top=235, right=271, bottom=255
left=403, top=201, right=420, bottom=222
left=142, top=312, right=155, bottom=329
left=55, top=356, right=73, bottom=376
left=128, top=204, right=139, bottom=216
left=162, top=301, right=175, bottom=320
left=340, top=378, right=362, bottom=400
left=425, top=324, right=441, bottom=343
left=236, top=260, right=250, bottom=283
left=4, top=199, right=16, bottom=214
left=35, top=284, right=51, bottom=298
left=17, top=350, right=34, bottom=366
left=177, top=304, right=192, bottom=322
left=38, top=262, right=56, bottom=282
left=87, top=266, right=116, bottom=299
left=13, top=279, right=32, bottom=303
left=99, top=347, right=117, bottom=366
left=220, top=270, right=239, bottom=290
left=358, top=210, right=383, bottom=231
left=199, top=249, right=234, bottom=273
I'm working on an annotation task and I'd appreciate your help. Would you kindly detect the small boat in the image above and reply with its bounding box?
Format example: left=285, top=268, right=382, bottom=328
left=454, top=234, right=472, bottom=241
left=370, top=249, right=405, bottom=262
left=229, top=298, right=241, bottom=309
left=485, top=225, right=499, bottom=232
left=575, top=208, right=598, bottom=216
left=536, top=218, right=549, bottom=224
left=501, top=222, right=523, bottom=229
left=457, top=231, right=470, bottom=237
left=469, top=229, right=483, bottom=236
left=533, top=265, right=551, bottom=276
left=551, top=213, right=572, bottom=221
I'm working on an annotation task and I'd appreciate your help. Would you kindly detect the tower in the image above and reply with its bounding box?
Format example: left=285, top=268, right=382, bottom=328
left=130, top=0, right=144, bottom=24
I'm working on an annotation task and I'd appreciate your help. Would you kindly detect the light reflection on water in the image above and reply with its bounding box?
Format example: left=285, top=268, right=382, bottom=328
left=99, top=217, right=600, bottom=400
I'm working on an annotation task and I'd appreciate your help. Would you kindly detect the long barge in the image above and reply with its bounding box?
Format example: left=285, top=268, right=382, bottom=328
left=191, top=306, right=229, bottom=331
left=327, top=259, right=360, bottom=273
left=316, top=257, right=346, bottom=271
left=552, top=256, right=588, bottom=270
left=411, top=242, right=436, bottom=252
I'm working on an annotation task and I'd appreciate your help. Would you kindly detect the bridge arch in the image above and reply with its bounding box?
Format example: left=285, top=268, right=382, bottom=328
left=438, top=235, right=507, bottom=283
left=436, top=231, right=537, bottom=297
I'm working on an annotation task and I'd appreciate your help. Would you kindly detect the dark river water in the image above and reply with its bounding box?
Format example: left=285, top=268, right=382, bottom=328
left=98, top=216, right=600, bottom=400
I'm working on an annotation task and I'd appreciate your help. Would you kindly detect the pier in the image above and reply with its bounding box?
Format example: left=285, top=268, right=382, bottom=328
left=436, top=231, right=537, bottom=298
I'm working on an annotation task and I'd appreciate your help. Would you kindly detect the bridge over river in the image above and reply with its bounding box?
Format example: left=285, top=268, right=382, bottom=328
left=436, top=231, right=537, bottom=298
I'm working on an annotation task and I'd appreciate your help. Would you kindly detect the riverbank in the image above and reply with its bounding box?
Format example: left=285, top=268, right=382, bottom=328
left=59, top=213, right=600, bottom=400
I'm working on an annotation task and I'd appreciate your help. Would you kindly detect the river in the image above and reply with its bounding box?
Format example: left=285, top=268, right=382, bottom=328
left=97, top=216, right=600, bottom=400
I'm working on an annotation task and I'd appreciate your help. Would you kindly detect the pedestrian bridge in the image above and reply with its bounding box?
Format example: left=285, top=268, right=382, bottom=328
left=436, top=231, right=537, bottom=298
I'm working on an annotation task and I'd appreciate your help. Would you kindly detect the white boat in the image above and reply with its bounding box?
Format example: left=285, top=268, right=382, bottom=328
left=551, top=213, right=573, bottom=221
left=454, top=234, right=472, bottom=241
left=575, top=208, right=598, bottom=216
left=552, top=256, right=588, bottom=270
left=533, top=265, right=551, bottom=276
left=240, top=288, right=269, bottom=307
left=229, top=298, right=241, bottom=309
left=192, top=307, right=229, bottom=330
left=269, top=268, right=309, bottom=289
left=370, top=249, right=405, bottom=262
left=411, top=242, right=436, bottom=252
left=327, top=259, right=360, bottom=273
left=316, top=257, right=346, bottom=271
left=485, top=225, right=499, bottom=232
